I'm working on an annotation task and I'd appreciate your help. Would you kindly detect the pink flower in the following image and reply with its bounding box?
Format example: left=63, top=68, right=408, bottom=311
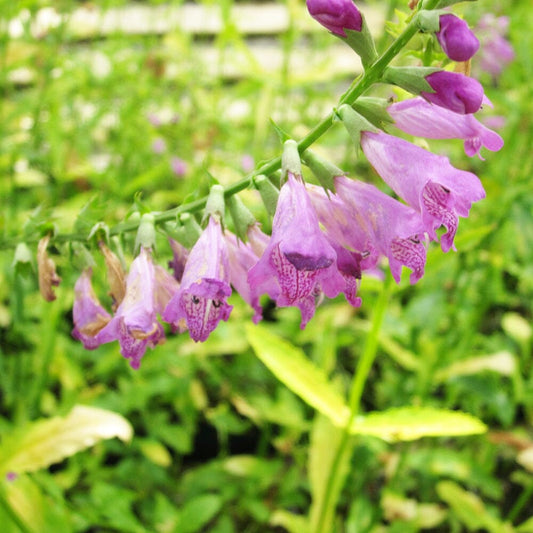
left=163, top=217, right=233, bottom=342
left=436, top=14, right=479, bottom=62
left=306, top=0, right=362, bottom=37
left=97, top=247, right=165, bottom=369
left=248, top=172, right=345, bottom=328
left=151, top=137, right=166, bottom=154
left=475, top=14, right=514, bottom=81
left=171, top=156, right=187, bottom=177
left=422, top=71, right=484, bottom=114
left=361, top=130, right=485, bottom=252
left=72, top=268, right=112, bottom=349
left=388, top=96, right=503, bottom=158
left=225, top=231, right=263, bottom=323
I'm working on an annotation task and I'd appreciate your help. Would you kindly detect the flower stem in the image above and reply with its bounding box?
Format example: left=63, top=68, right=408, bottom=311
left=0, top=0, right=439, bottom=250
left=313, top=273, right=394, bottom=533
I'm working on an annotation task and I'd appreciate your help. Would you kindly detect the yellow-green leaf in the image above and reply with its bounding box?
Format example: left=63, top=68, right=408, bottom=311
left=245, top=324, right=349, bottom=427
left=351, top=407, right=487, bottom=442
left=0, top=405, right=133, bottom=477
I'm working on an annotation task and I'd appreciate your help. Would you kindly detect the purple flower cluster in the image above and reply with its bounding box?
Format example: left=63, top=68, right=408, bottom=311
left=69, top=2, right=502, bottom=368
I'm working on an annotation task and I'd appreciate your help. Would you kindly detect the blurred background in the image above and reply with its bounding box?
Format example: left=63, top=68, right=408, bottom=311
left=0, top=0, right=532, bottom=531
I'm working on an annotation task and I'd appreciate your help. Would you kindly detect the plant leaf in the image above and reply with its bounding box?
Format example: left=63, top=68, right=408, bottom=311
left=245, top=324, right=350, bottom=427
left=0, top=405, right=133, bottom=477
left=351, top=407, right=487, bottom=441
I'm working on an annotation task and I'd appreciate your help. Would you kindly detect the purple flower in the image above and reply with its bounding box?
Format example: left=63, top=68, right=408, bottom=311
left=475, top=14, right=514, bottom=81
left=225, top=231, right=263, bottom=323
left=97, top=247, right=165, bottom=369
left=436, top=14, right=479, bottom=62
left=171, top=156, right=187, bottom=177
left=163, top=217, right=233, bottom=342
left=306, top=0, right=362, bottom=37
left=388, top=96, right=503, bottom=158
left=361, top=130, right=485, bottom=252
left=151, top=137, right=166, bottom=154
left=248, top=172, right=345, bottom=328
left=168, top=238, right=189, bottom=282
left=310, top=180, right=428, bottom=284
left=422, top=71, right=484, bottom=114
left=72, top=268, right=112, bottom=349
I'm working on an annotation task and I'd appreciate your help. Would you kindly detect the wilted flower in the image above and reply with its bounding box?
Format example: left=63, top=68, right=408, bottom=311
left=306, top=0, right=362, bottom=37
left=361, top=130, right=485, bottom=252
left=97, top=247, right=165, bottom=369
left=436, top=14, right=479, bottom=62
left=72, top=268, right=111, bottom=349
left=168, top=238, right=189, bottom=282
left=422, top=71, right=484, bottom=114
left=99, top=241, right=126, bottom=310
left=388, top=96, right=503, bottom=158
left=248, top=172, right=345, bottom=328
left=163, top=217, right=233, bottom=342
left=37, top=234, right=61, bottom=302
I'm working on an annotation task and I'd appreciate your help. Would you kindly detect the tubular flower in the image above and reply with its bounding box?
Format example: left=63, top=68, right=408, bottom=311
left=306, top=0, right=362, bottom=37
left=225, top=231, right=263, bottom=323
left=422, top=71, right=484, bottom=114
left=248, top=172, right=345, bottom=328
left=96, top=247, right=164, bottom=369
left=72, top=268, right=111, bottom=349
left=361, top=130, right=485, bottom=252
left=388, top=96, right=503, bottom=158
left=475, top=14, right=515, bottom=81
left=436, top=14, right=479, bottom=62
left=163, top=217, right=233, bottom=342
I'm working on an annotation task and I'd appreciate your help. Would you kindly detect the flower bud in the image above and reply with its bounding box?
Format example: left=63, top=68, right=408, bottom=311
left=436, top=14, right=479, bottom=62
left=306, top=0, right=362, bottom=36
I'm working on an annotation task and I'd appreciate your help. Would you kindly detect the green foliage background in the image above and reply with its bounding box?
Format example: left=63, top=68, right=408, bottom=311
left=0, top=0, right=532, bottom=531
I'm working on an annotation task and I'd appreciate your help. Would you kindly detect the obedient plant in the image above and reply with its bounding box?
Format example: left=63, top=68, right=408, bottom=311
left=16, top=1, right=505, bottom=367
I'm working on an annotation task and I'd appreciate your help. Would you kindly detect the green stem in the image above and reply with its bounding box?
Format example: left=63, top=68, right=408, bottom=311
left=313, top=273, right=394, bottom=533
left=0, top=0, right=439, bottom=250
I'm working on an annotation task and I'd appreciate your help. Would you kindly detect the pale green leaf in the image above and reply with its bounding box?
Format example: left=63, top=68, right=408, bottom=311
left=270, top=509, right=310, bottom=533
left=0, top=405, right=133, bottom=477
left=435, top=351, right=516, bottom=381
left=245, top=324, right=350, bottom=427
left=173, top=494, right=222, bottom=533
left=351, top=407, right=487, bottom=441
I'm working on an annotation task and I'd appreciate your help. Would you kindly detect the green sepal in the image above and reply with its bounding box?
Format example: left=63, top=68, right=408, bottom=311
left=165, top=213, right=202, bottom=249
left=337, top=104, right=379, bottom=147
left=281, top=140, right=302, bottom=185
left=87, top=222, right=110, bottom=246
left=428, top=0, right=476, bottom=8
left=302, top=149, right=344, bottom=194
left=417, top=10, right=442, bottom=33
left=203, top=184, right=225, bottom=225
left=353, top=97, right=394, bottom=129
left=227, top=195, right=256, bottom=241
left=70, top=242, right=96, bottom=271
left=343, top=15, right=378, bottom=68
left=254, top=174, right=279, bottom=218
left=382, top=65, right=440, bottom=95
left=12, top=242, right=34, bottom=277
left=270, top=119, right=291, bottom=144
left=134, top=213, right=157, bottom=253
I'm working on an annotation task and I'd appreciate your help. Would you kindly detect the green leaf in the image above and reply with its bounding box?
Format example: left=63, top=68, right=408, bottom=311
left=0, top=405, right=133, bottom=477
left=270, top=510, right=310, bottom=533
left=351, top=407, right=486, bottom=442
left=173, top=494, right=222, bottom=533
left=245, top=324, right=350, bottom=427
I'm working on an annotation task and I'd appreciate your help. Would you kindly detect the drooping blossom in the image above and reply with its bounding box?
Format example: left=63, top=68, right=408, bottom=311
left=163, top=217, right=233, bottom=342
left=388, top=96, right=503, bottom=158
left=168, top=237, right=189, bottom=282
left=422, top=71, right=484, bottom=114
left=361, top=130, right=485, bottom=252
left=72, top=268, right=111, bottom=349
left=248, top=172, right=345, bottom=328
left=436, top=14, right=479, bottom=62
left=225, top=231, right=263, bottom=323
left=306, top=0, right=362, bottom=37
left=475, top=14, right=514, bottom=81
left=309, top=180, right=427, bottom=284
left=97, top=247, right=165, bottom=369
